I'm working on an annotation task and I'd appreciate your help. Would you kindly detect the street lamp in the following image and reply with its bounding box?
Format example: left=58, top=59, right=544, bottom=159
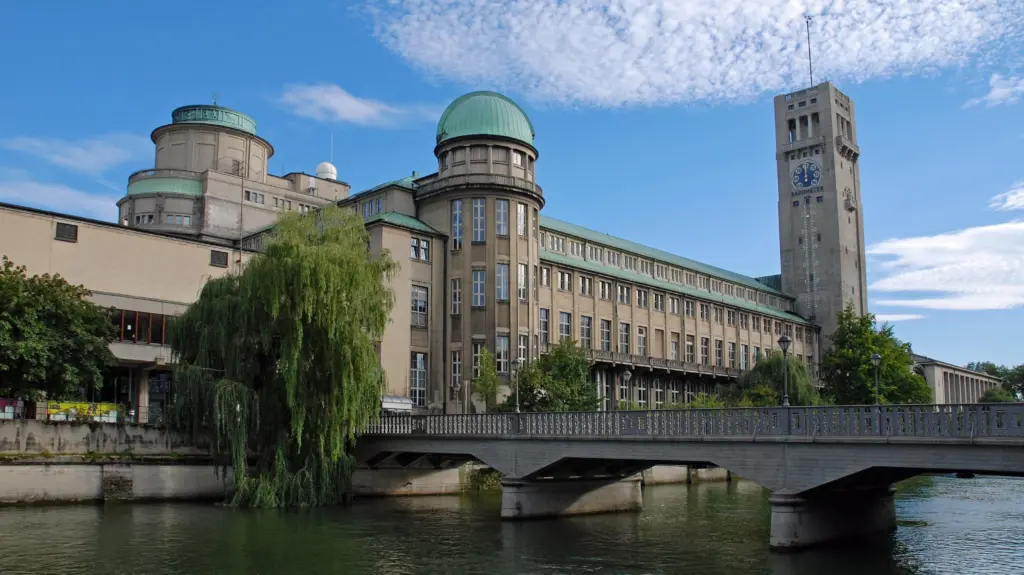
left=871, top=353, right=882, bottom=405
left=514, top=357, right=525, bottom=413
left=450, top=380, right=462, bottom=414
left=777, top=335, right=792, bottom=407
left=622, top=370, right=632, bottom=410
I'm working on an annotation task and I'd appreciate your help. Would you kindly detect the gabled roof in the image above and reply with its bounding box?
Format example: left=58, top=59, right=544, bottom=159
left=539, top=216, right=789, bottom=298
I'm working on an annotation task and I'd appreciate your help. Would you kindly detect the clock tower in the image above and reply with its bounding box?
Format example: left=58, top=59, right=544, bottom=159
left=774, top=82, right=868, bottom=348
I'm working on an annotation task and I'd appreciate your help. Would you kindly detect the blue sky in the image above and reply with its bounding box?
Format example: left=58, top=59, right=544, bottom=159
left=1, top=0, right=1022, bottom=366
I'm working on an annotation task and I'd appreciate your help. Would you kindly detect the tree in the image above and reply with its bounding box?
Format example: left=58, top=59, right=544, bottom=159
left=820, top=303, right=931, bottom=405
left=497, top=340, right=599, bottom=412
left=966, top=361, right=1024, bottom=398
left=980, top=387, right=1017, bottom=403
left=168, top=206, right=397, bottom=508
left=0, top=256, right=116, bottom=400
left=724, top=351, right=820, bottom=406
left=472, top=347, right=499, bottom=410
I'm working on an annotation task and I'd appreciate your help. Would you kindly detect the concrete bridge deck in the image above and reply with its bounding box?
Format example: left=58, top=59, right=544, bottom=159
left=358, top=404, right=1024, bottom=550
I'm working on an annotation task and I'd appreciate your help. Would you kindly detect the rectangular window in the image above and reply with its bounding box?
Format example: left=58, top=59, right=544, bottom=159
left=686, top=335, right=695, bottom=363
left=753, top=347, right=761, bottom=364
left=617, top=285, right=631, bottom=305
left=579, top=276, right=592, bottom=296
left=700, top=337, right=709, bottom=365
left=741, top=344, right=749, bottom=370
left=685, top=300, right=695, bottom=317
left=653, top=293, right=664, bottom=312
left=210, top=250, right=228, bottom=268
left=496, top=335, right=510, bottom=373
left=410, top=353, right=427, bottom=407
left=472, top=270, right=485, bottom=307
left=671, top=333, right=680, bottom=360
left=580, top=316, right=593, bottom=349
left=539, top=309, right=550, bottom=346
left=669, top=297, right=680, bottom=314
left=451, top=278, right=462, bottom=314
left=700, top=303, right=709, bottom=321
left=714, top=307, right=723, bottom=324
left=410, top=238, right=429, bottom=261
left=472, top=343, right=483, bottom=378
left=540, top=267, right=550, bottom=286
left=740, top=313, right=749, bottom=329
left=559, top=312, right=572, bottom=341
left=728, top=342, right=736, bottom=368
left=518, top=334, right=528, bottom=361
left=495, top=199, right=509, bottom=236
left=599, top=281, right=612, bottom=300
left=569, top=241, right=583, bottom=257
left=472, top=198, right=486, bottom=242
left=715, top=339, right=723, bottom=367
left=451, top=200, right=463, bottom=250
left=517, top=263, right=528, bottom=301
left=557, top=271, right=572, bottom=291
left=752, top=316, right=761, bottom=332
left=600, top=320, right=612, bottom=351
left=619, top=322, right=631, bottom=354
left=636, top=290, right=648, bottom=308
left=496, top=263, right=509, bottom=301
left=517, top=203, right=527, bottom=236
left=637, top=326, right=647, bottom=356
left=411, top=286, right=428, bottom=328
left=451, top=351, right=461, bottom=399
left=727, top=310, right=736, bottom=326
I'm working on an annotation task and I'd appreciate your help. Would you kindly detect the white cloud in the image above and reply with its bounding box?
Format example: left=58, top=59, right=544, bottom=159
left=0, top=133, right=149, bottom=175
left=280, top=84, right=441, bottom=126
left=0, top=178, right=118, bottom=221
left=867, top=185, right=1024, bottom=311
left=964, top=74, right=1024, bottom=108
left=366, top=0, right=1023, bottom=106
left=989, top=180, right=1024, bottom=211
left=875, top=314, right=926, bottom=322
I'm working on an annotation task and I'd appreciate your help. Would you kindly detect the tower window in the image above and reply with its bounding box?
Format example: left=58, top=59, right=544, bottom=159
left=788, top=104, right=794, bottom=110
left=798, top=101, right=806, bottom=107
left=792, top=200, right=799, bottom=207
left=816, top=196, right=824, bottom=203
left=810, top=98, right=817, bottom=104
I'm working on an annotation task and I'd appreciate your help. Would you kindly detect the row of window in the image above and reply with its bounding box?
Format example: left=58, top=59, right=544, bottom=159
left=540, top=231, right=789, bottom=311
left=439, top=146, right=535, bottom=173
left=245, top=190, right=313, bottom=213
left=109, top=308, right=173, bottom=345
left=132, top=213, right=193, bottom=226
left=450, top=198, right=531, bottom=249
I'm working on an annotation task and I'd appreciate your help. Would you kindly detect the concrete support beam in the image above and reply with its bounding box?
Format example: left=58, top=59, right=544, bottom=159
left=500, top=476, right=643, bottom=519
left=769, top=485, right=896, bottom=551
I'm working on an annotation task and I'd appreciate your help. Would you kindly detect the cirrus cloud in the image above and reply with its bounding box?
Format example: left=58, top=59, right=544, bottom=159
left=366, top=0, right=1023, bottom=106
left=280, top=84, right=441, bottom=127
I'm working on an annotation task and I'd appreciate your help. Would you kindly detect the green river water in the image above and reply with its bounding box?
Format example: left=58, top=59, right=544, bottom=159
left=0, top=476, right=1020, bottom=574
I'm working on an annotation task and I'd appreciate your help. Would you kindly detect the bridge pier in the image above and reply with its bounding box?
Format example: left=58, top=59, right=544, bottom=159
left=769, top=485, right=896, bottom=551
left=500, top=476, right=643, bottom=520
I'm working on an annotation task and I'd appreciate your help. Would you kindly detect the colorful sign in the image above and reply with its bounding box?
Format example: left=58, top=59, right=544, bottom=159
left=44, top=402, right=120, bottom=423
left=0, top=399, right=24, bottom=420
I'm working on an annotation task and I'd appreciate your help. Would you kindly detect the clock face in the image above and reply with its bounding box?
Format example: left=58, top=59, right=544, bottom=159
left=792, top=160, right=822, bottom=190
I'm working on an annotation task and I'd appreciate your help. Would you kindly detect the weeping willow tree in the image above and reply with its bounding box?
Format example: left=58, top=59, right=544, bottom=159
left=168, top=206, right=397, bottom=508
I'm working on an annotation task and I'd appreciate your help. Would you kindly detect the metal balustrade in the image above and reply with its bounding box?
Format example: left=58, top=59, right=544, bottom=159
left=363, top=404, right=1024, bottom=439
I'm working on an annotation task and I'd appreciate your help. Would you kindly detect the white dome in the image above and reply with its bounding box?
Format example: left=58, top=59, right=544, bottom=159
left=316, top=161, right=338, bottom=181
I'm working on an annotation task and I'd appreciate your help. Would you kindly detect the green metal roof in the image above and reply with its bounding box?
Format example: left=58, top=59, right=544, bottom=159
left=171, top=105, right=256, bottom=135
left=346, top=175, right=418, bottom=202
left=436, top=91, right=535, bottom=147
left=755, top=274, right=783, bottom=291
left=365, top=211, right=445, bottom=237
left=540, top=250, right=811, bottom=325
left=539, top=216, right=789, bottom=298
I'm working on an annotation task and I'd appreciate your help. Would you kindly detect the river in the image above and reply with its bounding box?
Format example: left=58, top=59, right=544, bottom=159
left=0, top=475, right=1020, bottom=574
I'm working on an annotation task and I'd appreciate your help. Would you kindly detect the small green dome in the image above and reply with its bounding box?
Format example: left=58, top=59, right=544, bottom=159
left=436, top=91, right=535, bottom=147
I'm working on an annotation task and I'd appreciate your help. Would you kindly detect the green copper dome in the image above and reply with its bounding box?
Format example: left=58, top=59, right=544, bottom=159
left=436, top=91, right=535, bottom=147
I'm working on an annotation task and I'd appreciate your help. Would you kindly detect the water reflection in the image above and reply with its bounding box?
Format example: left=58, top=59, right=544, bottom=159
left=0, top=476, right=1019, bottom=574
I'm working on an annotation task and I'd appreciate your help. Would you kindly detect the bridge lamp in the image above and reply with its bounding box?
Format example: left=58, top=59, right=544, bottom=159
left=777, top=335, right=792, bottom=408
left=622, top=370, right=632, bottom=410
left=871, top=353, right=882, bottom=406
left=514, top=357, right=525, bottom=413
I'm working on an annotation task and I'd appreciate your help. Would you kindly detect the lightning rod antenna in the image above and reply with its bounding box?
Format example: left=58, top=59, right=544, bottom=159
left=806, top=15, right=814, bottom=88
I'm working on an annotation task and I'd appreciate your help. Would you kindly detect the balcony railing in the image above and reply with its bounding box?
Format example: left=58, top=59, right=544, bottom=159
left=416, top=173, right=543, bottom=197
left=364, top=404, right=1024, bottom=440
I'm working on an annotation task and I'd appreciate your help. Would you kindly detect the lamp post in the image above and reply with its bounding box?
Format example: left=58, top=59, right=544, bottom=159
left=871, top=353, right=882, bottom=405
left=777, top=335, right=792, bottom=407
left=622, top=369, right=632, bottom=410
left=514, top=357, right=525, bottom=413
left=451, top=380, right=462, bottom=414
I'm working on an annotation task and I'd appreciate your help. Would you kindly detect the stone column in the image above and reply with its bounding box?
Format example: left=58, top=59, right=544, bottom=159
left=769, top=485, right=896, bottom=551
left=500, top=476, right=642, bottom=519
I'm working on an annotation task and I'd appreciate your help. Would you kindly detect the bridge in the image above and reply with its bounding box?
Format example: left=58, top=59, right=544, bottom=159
left=358, top=403, right=1024, bottom=551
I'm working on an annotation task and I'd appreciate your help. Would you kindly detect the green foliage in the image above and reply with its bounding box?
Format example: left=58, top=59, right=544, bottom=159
left=168, top=206, right=397, bottom=508
left=688, top=392, right=726, bottom=409
left=498, top=340, right=599, bottom=412
left=821, top=303, right=931, bottom=405
left=966, top=361, right=1024, bottom=398
left=980, top=387, right=1017, bottom=403
left=473, top=347, right=499, bottom=409
left=0, top=256, right=116, bottom=399
left=724, top=351, right=819, bottom=406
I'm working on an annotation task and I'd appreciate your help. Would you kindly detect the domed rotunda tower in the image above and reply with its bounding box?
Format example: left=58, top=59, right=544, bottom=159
left=414, top=91, right=546, bottom=411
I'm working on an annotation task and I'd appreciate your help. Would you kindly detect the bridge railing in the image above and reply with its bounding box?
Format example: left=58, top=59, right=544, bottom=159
left=363, top=404, right=1024, bottom=439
